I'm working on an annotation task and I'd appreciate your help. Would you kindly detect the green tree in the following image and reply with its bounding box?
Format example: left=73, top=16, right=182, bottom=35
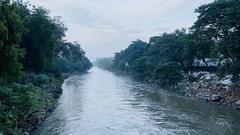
left=0, top=2, right=24, bottom=83
left=112, top=30, right=187, bottom=84
left=192, top=0, right=240, bottom=80
left=113, top=40, right=147, bottom=72
left=130, top=56, right=153, bottom=80
left=20, top=7, right=59, bottom=72
left=51, top=42, right=92, bottom=74
left=147, top=29, right=186, bottom=67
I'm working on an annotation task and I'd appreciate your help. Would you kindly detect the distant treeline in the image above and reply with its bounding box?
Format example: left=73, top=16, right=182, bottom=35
left=0, top=1, right=91, bottom=134
left=94, top=57, right=113, bottom=70
left=96, top=0, right=240, bottom=85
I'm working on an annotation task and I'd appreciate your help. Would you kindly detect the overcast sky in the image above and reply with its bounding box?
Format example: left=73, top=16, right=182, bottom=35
left=26, top=0, right=213, bottom=61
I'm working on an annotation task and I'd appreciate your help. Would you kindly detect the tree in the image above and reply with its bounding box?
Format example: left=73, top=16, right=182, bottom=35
left=147, top=29, right=187, bottom=67
left=112, top=30, right=187, bottom=83
left=130, top=56, right=153, bottom=80
left=113, top=40, right=147, bottom=72
left=192, top=0, right=240, bottom=80
left=20, top=7, right=59, bottom=72
left=0, top=2, right=24, bottom=82
left=182, top=33, right=196, bottom=68
left=51, top=42, right=92, bottom=73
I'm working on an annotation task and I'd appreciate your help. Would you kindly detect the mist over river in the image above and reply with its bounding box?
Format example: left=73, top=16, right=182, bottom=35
left=33, top=67, right=240, bottom=135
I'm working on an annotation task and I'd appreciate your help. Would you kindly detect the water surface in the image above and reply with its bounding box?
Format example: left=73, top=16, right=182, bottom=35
left=33, top=67, right=240, bottom=135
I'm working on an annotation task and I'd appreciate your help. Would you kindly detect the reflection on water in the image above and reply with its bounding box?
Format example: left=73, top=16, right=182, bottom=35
left=33, top=67, right=240, bottom=135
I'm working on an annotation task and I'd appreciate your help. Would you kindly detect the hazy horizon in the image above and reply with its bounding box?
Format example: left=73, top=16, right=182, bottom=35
left=25, top=0, right=213, bottom=61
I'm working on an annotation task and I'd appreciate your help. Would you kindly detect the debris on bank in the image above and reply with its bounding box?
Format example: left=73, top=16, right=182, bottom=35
left=176, top=72, right=240, bottom=110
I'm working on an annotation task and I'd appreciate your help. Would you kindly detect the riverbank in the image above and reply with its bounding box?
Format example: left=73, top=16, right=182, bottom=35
left=22, top=74, right=65, bottom=134
left=0, top=73, right=70, bottom=135
left=175, top=72, right=240, bottom=110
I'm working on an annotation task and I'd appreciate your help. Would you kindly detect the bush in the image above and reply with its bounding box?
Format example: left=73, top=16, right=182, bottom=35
left=19, top=73, right=56, bottom=86
left=0, top=79, right=60, bottom=134
left=153, top=63, right=183, bottom=86
left=0, top=84, right=38, bottom=135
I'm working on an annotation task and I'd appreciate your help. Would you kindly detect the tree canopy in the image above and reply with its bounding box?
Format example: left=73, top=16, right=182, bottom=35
left=0, top=1, right=24, bottom=82
left=111, top=0, right=240, bottom=84
left=0, top=1, right=92, bottom=83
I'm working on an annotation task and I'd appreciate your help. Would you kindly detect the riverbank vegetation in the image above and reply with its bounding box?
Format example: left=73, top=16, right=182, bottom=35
left=0, top=1, right=92, bottom=134
left=96, top=0, right=240, bottom=108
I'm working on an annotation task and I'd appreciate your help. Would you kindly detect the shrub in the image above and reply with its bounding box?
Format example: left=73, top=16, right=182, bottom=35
left=153, top=63, right=183, bottom=86
left=0, top=84, right=38, bottom=134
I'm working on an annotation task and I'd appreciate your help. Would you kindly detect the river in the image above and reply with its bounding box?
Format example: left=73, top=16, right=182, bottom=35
left=33, top=67, right=240, bottom=135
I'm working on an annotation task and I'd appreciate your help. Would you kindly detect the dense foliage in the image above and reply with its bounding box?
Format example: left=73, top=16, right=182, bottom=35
left=112, top=31, right=187, bottom=85
left=0, top=1, right=91, bottom=134
left=110, top=0, right=240, bottom=85
left=20, top=7, right=60, bottom=72
left=51, top=42, right=92, bottom=74
left=113, top=40, right=147, bottom=72
left=0, top=1, right=24, bottom=83
left=192, top=0, right=240, bottom=80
